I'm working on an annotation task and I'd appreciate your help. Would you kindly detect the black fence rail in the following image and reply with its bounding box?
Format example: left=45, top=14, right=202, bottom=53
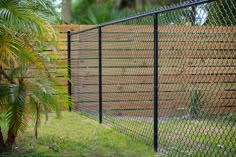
left=68, top=0, right=236, bottom=155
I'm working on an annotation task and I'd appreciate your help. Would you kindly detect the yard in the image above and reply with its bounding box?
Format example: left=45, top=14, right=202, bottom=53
left=1, top=112, right=235, bottom=157
left=0, top=112, right=154, bottom=157
left=0, top=0, right=235, bottom=156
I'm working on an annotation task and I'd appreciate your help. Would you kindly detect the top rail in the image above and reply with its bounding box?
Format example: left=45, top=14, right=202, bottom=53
left=70, top=0, right=215, bottom=35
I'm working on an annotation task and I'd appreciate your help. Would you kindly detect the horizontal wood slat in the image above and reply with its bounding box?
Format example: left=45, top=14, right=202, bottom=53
left=76, top=83, right=235, bottom=93
left=102, top=106, right=236, bottom=117
left=77, top=101, right=236, bottom=116
left=99, top=33, right=235, bottom=42
left=75, top=75, right=236, bottom=84
left=56, top=25, right=92, bottom=32
left=77, top=99, right=236, bottom=110
left=77, top=91, right=236, bottom=102
left=69, top=49, right=236, bottom=59
left=75, top=67, right=235, bottom=76
left=72, top=42, right=236, bottom=50
left=102, top=25, right=236, bottom=33
left=52, top=49, right=236, bottom=59
left=75, top=58, right=236, bottom=67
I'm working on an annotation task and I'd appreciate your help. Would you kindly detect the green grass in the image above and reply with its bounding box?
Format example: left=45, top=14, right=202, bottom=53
left=1, top=112, right=235, bottom=157
left=159, top=120, right=236, bottom=156
left=0, top=112, right=154, bottom=157
left=109, top=117, right=236, bottom=156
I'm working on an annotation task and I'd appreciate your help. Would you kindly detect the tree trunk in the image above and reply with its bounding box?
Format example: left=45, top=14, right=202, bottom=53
left=113, top=0, right=122, bottom=10
left=96, top=0, right=103, bottom=4
left=0, top=127, right=5, bottom=153
left=34, top=104, right=40, bottom=139
left=190, top=6, right=197, bottom=25
left=5, top=127, right=16, bottom=151
left=62, top=0, right=72, bottom=24
left=135, top=0, right=144, bottom=10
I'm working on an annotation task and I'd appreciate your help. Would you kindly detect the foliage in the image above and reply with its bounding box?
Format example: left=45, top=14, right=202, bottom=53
left=0, top=0, right=67, bottom=152
left=71, top=0, right=120, bottom=24
left=188, top=90, right=205, bottom=119
left=205, top=0, right=236, bottom=26
left=70, top=0, right=190, bottom=24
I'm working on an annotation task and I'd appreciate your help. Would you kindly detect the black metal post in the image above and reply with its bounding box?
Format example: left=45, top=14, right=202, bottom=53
left=98, top=27, right=103, bottom=123
left=67, top=30, right=72, bottom=111
left=153, top=13, right=159, bottom=152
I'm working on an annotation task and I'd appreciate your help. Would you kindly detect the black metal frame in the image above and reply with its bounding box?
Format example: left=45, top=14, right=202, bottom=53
left=67, top=30, right=72, bottom=112
left=153, top=13, right=159, bottom=152
left=98, top=27, right=102, bottom=124
left=67, top=0, right=217, bottom=152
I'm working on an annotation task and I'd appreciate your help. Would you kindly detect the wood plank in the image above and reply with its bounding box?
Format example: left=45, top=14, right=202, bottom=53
left=58, top=34, right=81, bottom=41
left=70, top=49, right=236, bottom=59
left=76, top=32, right=236, bottom=42
left=77, top=104, right=236, bottom=116
left=103, top=106, right=236, bottom=117
left=56, top=25, right=93, bottom=32
left=203, top=106, right=236, bottom=115
left=77, top=91, right=236, bottom=102
left=76, top=67, right=236, bottom=76
left=59, top=26, right=236, bottom=42
left=77, top=99, right=236, bottom=110
left=100, top=32, right=235, bottom=42
left=76, top=58, right=236, bottom=68
left=74, top=75, right=236, bottom=85
left=76, top=83, right=235, bottom=93
left=102, top=25, right=236, bottom=33
left=54, top=74, right=236, bottom=86
left=72, top=41, right=236, bottom=50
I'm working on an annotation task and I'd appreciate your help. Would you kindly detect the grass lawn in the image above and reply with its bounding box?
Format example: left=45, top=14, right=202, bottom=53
left=159, top=120, right=236, bottom=156
left=0, top=112, right=154, bottom=157
left=108, top=116, right=236, bottom=156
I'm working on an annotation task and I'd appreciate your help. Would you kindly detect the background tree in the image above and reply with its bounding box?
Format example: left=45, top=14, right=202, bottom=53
left=62, top=0, right=72, bottom=24
left=70, top=0, right=189, bottom=24
left=71, top=0, right=116, bottom=24
left=113, top=0, right=187, bottom=10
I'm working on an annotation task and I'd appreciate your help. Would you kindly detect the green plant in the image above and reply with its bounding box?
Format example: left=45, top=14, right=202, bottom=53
left=0, top=0, right=67, bottom=153
left=188, top=89, right=205, bottom=119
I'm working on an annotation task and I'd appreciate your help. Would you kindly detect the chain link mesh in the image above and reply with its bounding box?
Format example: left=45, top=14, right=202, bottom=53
left=157, top=1, right=236, bottom=155
left=70, top=0, right=236, bottom=155
left=101, top=16, right=154, bottom=144
left=71, top=29, right=99, bottom=121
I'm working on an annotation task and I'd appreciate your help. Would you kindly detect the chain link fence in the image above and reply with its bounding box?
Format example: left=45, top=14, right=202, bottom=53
left=69, top=0, right=236, bottom=156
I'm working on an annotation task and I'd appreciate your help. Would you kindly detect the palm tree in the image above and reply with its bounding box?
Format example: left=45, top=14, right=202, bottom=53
left=0, top=0, right=67, bottom=152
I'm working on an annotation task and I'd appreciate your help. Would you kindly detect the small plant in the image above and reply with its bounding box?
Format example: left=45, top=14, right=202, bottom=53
left=188, top=90, right=204, bottom=119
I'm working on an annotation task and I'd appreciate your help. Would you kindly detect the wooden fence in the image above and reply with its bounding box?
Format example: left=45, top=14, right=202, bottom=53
left=47, top=25, right=92, bottom=99
left=54, top=25, right=236, bottom=117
